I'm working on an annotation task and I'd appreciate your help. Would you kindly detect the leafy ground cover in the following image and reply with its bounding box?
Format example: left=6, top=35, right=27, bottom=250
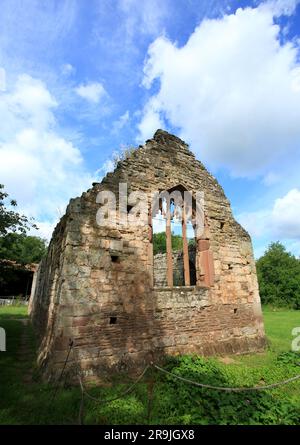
left=0, top=305, right=299, bottom=424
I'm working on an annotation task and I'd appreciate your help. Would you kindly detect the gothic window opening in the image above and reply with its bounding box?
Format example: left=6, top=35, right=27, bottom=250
left=152, top=186, right=197, bottom=287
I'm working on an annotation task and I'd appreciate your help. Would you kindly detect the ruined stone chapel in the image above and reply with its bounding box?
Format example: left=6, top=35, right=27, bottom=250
left=30, top=130, right=266, bottom=380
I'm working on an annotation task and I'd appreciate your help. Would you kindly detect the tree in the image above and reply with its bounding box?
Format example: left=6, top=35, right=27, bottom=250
left=0, top=233, right=47, bottom=264
left=256, top=242, right=300, bottom=309
left=153, top=232, right=195, bottom=255
left=153, top=232, right=183, bottom=255
left=0, top=184, right=37, bottom=235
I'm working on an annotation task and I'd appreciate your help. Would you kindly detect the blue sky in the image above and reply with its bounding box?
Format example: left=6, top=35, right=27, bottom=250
left=1, top=0, right=300, bottom=258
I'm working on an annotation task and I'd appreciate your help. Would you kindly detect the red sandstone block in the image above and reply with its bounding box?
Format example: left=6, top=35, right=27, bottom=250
left=73, top=316, right=90, bottom=327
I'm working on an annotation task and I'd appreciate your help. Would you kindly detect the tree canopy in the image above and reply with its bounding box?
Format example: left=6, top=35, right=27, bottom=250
left=0, top=184, right=46, bottom=264
left=0, top=184, right=37, bottom=235
left=153, top=231, right=195, bottom=255
left=256, top=241, right=300, bottom=309
left=0, top=233, right=47, bottom=264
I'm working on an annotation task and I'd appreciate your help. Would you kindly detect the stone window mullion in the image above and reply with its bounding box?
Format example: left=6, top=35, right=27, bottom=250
left=166, top=198, right=173, bottom=287
left=182, top=201, right=190, bottom=286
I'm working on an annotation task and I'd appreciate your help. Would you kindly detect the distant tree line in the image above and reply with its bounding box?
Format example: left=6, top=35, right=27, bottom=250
left=256, top=242, right=300, bottom=309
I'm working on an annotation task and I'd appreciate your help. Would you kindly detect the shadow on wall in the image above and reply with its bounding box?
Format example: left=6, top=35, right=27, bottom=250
left=66, top=264, right=165, bottom=381
left=42, top=208, right=168, bottom=382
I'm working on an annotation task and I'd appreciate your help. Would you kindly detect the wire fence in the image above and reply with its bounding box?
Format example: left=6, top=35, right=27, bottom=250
left=50, top=339, right=300, bottom=424
left=152, top=363, right=300, bottom=392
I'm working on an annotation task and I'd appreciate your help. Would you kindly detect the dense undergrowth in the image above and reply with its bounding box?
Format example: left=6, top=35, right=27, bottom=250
left=0, top=306, right=299, bottom=425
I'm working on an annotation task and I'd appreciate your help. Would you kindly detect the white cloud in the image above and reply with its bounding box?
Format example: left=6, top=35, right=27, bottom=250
left=138, top=2, right=300, bottom=177
left=237, top=209, right=270, bottom=239
left=0, top=74, right=58, bottom=140
left=263, top=172, right=281, bottom=186
left=283, top=239, right=300, bottom=258
left=95, top=159, right=115, bottom=177
left=0, top=74, right=93, bottom=237
left=75, top=82, right=107, bottom=104
left=29, top=220, right=56, bottom=242
left=237, top=188, right=300, bottom=242
left=112, top=110, right=130, bottom=133
left=118, top=0, right=169, bottom=38
left=137, top=97, right=165, bottom=141
left=272, top=188, right=300, bottom=238
left=266, top=0, right=300, bottom=16
left=61, top=63, right=75, bottom=77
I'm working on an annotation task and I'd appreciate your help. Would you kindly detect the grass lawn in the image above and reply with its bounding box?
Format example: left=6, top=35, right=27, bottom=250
left=262, top=306, right=300, bottom=351
left=236, top=306, right=300, bottom=368
left=0, top=305, right=28, bottom=318
left=0, top=304, right=299, bottom=425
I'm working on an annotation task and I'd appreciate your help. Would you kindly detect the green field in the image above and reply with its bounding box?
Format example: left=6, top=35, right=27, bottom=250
left=0, top=305, right=299, bottom=425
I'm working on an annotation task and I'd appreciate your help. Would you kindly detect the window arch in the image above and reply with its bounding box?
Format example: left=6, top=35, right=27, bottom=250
left=150, top=184, right=215, bottom=288
left=151, top=185, right=197, bottom=287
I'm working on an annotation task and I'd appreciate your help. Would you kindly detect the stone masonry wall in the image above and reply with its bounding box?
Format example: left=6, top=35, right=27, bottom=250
left=30, top=130, right=266, bottom=382
left=153, top=248, right=196, bottom=287
left=153, top=251, right=184, bottom=287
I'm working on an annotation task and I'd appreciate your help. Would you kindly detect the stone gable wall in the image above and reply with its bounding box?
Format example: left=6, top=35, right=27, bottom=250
left=30, top=130, right=266, bottom=381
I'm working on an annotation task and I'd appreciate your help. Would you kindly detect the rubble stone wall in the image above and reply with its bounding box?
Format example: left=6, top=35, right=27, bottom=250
left=153, top=248, right=196, bottom=287
left=30, top=130, right=266, bottom=381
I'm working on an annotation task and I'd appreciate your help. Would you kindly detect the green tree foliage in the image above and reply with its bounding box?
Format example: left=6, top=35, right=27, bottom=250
left=153, top=232, right=182, bottom=255
left=153, top=232, right=183, bottom=255
left=0, top=184, right=37, bottom=235
left=153, top=232, right=196, bottom=255
left=0, top=233, right=47, bottom=264
left=256, top=242, right=300, bottom=309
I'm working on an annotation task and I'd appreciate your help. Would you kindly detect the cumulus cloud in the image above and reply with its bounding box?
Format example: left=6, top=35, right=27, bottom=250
left=0, top=74, right=93, bottom=238
left=138, top=1, right=300, bottom=177
left=272, top=188, right=300, bottom=238
left=237, top=188, right=300, bottom=242
left=75, top=81, right=107, bottom=104
left=0, top=74, right=57, bottom=141
left=137, top=97, right=165, bottom=142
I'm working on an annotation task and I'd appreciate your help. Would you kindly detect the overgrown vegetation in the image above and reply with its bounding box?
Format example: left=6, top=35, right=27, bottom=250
left=113, top=145, right=137, bottom=168
left=0, top=306, right=299, bottom=425
left=256, top=242, right=300, bottom=309
left=0, top=233, right=47, bottom=264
